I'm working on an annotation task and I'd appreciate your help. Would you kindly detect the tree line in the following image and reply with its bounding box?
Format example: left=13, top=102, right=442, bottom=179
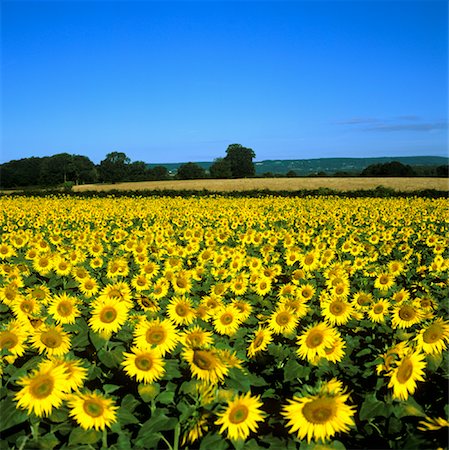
left=1, top=147, right=447, bottom=189
left=0, top=144, right=256, bottom=188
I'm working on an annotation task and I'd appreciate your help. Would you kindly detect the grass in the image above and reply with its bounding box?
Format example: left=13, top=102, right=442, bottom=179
left=72, top=177, right=449, bottom=193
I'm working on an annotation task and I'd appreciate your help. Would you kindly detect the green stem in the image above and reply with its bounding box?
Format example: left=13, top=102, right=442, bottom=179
left=160, top=433, right=173, bottom=450
left=173, top=423, right=180, bottom=450
left=101, top=428, right=108, bottom=449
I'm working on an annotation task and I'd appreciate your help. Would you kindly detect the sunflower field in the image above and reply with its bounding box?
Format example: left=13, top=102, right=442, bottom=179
left=0, top=194, right=448, bottom=450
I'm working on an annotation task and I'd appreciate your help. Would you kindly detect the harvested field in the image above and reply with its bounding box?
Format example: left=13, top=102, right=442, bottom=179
left=73, top=177, right=449, bottom=192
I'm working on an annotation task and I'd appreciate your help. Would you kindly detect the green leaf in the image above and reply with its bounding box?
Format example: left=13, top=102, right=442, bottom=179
left=0, top=397, right=29, bottom=433
left=89, top=331, right=107, bottom=351
left=225, top=367, right=251, bottom=392
left=355, top=348, right=372, bottom=357
left=164, top=359, right=182, bottom=380
left=121, top=393, right=139, bottom=412
left=134, top=414, right=177, bottom=448
left=394, top=397, right=426, bottom=419
left=156, top=390, right=175, bottom=405
left=48, top=408, right=69, bottom=423
left=97, top=346, right=124, bottom=369
left=68, top=428, right=101, bottom=446
left=138, top=383, right=160, bottom=402
left=359, top=393, right=389, bottom=421
left=103, top=384, right=121, bottom=394
left=426, top=352, right=443, bottom=372
left=283, top=359, right=310, bottom=382
left=388, top=416, right=403, bottom=434
left=34, top=432, right=60, bottom=450
left=199, top=432, right=229, bottom=450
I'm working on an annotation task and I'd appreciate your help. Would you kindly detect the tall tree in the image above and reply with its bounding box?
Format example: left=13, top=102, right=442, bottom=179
left=98, top=152, right=131, bottom=183
left=39, top=153, right=75, bottom=185
left=176, top=162, right=206, bottom=180
left=224, top=143, right=255, bottom=178
left=209, top=158, right=232, bottom=179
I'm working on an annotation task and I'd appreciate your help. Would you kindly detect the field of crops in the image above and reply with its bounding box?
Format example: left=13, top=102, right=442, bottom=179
left=0, top=195, right=448, bottom=450
left=72, top=177, right=449, bottom=193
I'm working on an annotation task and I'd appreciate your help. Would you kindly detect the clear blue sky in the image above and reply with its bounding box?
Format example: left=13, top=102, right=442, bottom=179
left=2, top=0, right=448, bottom=164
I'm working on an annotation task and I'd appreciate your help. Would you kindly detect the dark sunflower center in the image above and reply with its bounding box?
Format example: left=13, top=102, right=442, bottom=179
left=220, top=313, right=234, bottom=325
left=379, top=275, right=389, bottom=285
left=357, top=295, right=370, bottom=306
left=229, top=405, right=249, bottom=424
left=396, top=358, right=413, bottom=383
left=304, top=255, right=314, bottom=265
left=135, top=355, right=153, bottom=371
left=83, top=399, right=104, bottom=418
left=253, top=334, right=264, bottom=349
left=306, top=330, right=324, bottom=348
left=176, top=278, right=187, bottom=289
left=276, top=312, right=291, bottom=326
left=373, top=304, right=384, bottom=314
left=41, top=330, right=63, bottom=348
left=100, top=307, right=118, bottom=323
left=146, top=326, right=166, bottom=344
left=398, top=306, right=416, bottom=321
left=329, top=302, right=344, bottom=315
left=302, top=398, right=335, bottom=424
left=193, top=350, right=215, bottom=370
left=57, top=301, right=73, bottom=317
left=423, top=324, right=442, bottom=344
left=0, top=331, right=18, bottom=349
left=30, top=375, right=54, bottom=399
left=175, top=304, right=188, bottom=317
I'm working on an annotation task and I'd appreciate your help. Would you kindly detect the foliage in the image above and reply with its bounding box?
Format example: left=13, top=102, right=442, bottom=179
left=224, top=144, right=256, bottom=178
left=98, top=152, right=131, bottom=183
left=209, top=158, right=232, bottom=179
left=176, top=162, right=207, bottom=180
left=361, top=161, right=416, bottom=177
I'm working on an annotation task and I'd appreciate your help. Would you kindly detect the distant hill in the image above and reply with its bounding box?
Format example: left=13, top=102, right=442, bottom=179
left=148, top=156, right=448, bottom=176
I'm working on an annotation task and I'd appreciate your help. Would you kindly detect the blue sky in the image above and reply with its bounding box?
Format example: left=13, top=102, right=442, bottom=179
left=2, top=0, right=448, bottom=164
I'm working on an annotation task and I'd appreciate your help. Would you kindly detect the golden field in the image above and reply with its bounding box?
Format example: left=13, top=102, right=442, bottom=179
left=0, top=195, right=448, bottom=449
left=72, top=177, right=449, bottom=192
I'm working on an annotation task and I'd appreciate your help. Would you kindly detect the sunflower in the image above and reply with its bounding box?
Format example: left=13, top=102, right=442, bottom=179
left=268, top=307, right=299, bottom=335
left=417, top=416, right=449, bottom=431
left=181, top=412, right=210, bottom=445
left=247, top=327, right=273, bottom=358
left=216, top=391, right=265, bottom=441
left=78, top=277, right=99, bottom=297
left=316, top=333, right=346, bottom=364
left=387, top=350, right=426, bottom=400
left=52, top=256, right=72, bottom=277
left=183, top=348, right=229, bottom=384
left=297, top=284, right=316, bottom=302
left=48, top=293, right=80, bottom=324
left=374, top=273, right=395, bottom=291
left=180, top=325, right=214, bottom=349
left=282, top=388, right=355, bottom=443
left=0, top=243, right=16, bottom=259
left=140, top=261, right=160, bottom=280
left=98, top=281, right=133, bottom=308
left=391, top=288, right=410, bottom=304
left=351, top=291, right=373, bottom=310
left=231, top=299, right=252, bottom=321
left=39, top=358, right=88, bottom=393
left=89, top=298, right=130, bottom=338
left=414, top=318, right=449, bottom=355
left=30, top=325, right=71, bottom=357
left=297, top=322, right=337, bottom=363
left=33, top=253, right=53, bottom=276
left=172, top=270, right=193, bottom=295
left=367, top=299, right=390, bottom=323
left=213, top=305, right=242, bottom=336
left=150, top=278, right=170, bottom=300
left=133, top=318, right=179, bottom=356
left=0, top=320, right=28, bottom=363
left=11, top=296, right=42, bottom=323
left=321, top=298, right=353, bottom=326
left=167, top=296, right=196, bottom=326
left=229, top=275, right=248, bottom=296
left=253, top=278, right=272, bottom=296
left=300, top=251, right=320, bottom=272
left=131, top=273, right=151, bottom=292
left=391, top=303, right=423, bottom=329
left=15, top=363, right=69, bottom=417
left=122, top=347, right=165, bottom=383
left=68, top=391, right=117, bottom=430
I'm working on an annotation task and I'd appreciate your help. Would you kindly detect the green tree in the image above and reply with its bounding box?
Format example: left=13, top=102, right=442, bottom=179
left=209, top=158, right=232, bottom=179
left=176, top=162, right=206, bottom=180
left=361, top=161, right=416, bottom=177
left=224, top=143, right=255, bottom=178
left=98, top=152, right=131, bottom=183
left=149, top=166, right=169, bottom=180
left=71, top=155, right=98, bottom=184
left=127, top=161, right=149, bottom=181
left=39, top=153, right=75, bottom=185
